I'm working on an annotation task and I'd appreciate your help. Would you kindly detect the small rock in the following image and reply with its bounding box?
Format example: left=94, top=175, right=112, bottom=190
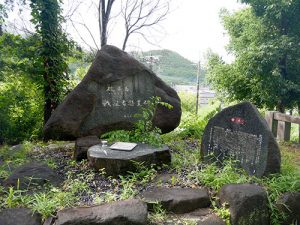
left=43, top=216, right=55, bottom=225
left=10, top=144, right=24, bottom=152
left=3, top=162, right=63, bottom=189
left=46, top=143, right=74, bottom=150
left=219, top=184, right=269, bottom=225
left=53, top=199, right=147, bottom=225
left=141, top=187, right=210, bottom=214
left=74, top=136, right=101, bottom=161
left=197, top=214, right=226, bottom=225
left=276, top=192, right=300, bottom=225
left=0, top=208, right=42, bottom=225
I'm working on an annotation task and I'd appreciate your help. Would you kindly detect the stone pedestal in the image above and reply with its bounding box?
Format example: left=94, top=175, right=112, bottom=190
left=87, top=143, right=171, bottom=177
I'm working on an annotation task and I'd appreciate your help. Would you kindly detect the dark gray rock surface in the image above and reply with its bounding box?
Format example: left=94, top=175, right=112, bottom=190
left=87, top=143, right=171, bottom=177
left=141, top=187, right=210, bottom=214
left=74, top=135, right=101, bottom=161
left=3, top=162, right=63, bottom=189
left=201, top=102, right=281, bottom=177
left=53, top=199, right=147, bottom=225
left=197, top=214, right=226, bottom=225
left=0, top=208, right=42, bottom=225
left=219, top=184, right=269, bottom=225
left=44, top=45, right=181, bottom=140
left=276, top=192, right=300, bottom=225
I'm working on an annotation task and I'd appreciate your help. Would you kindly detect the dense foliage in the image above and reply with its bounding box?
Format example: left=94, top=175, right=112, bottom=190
left=207, top=0, right=300, bottom=112
left=0, top=34, right=43, bottom=143
left=30, top=0, right=70, bottom=123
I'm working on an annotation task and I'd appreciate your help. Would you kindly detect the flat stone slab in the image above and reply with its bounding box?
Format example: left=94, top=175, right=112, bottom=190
left=201, top=102, right=281, bottom=177
left=141, top=187, right=210, bottom=214
left=53, top=199, right=147, bottom=225
left=0, top=208, right=42, bottom=225
left=197, top=214, right=226, bottom=225
left=3, top=162, right=63, bottom=189
left=87, top=143, right=171, bottom=177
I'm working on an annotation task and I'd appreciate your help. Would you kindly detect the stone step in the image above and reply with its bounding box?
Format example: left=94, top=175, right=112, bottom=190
left=141, top=187, right=211, bottom=214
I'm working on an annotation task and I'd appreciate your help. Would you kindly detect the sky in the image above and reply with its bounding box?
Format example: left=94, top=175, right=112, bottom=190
left=63, top=0, right=244, bottom=63
left=4, top=0, right=245, bottom=62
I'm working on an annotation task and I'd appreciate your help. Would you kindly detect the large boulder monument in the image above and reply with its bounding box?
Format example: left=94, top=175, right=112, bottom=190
left=44, top=45, right=181, bottom=140
left=201, top=102, right=281, bottom=177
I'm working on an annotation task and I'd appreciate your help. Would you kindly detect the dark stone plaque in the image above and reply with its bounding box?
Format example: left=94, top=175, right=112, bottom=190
left=201, top=102, right=281, bottom=177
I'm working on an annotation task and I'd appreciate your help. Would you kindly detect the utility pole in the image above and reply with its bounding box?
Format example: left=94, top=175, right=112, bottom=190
left=196, top=61, right=201, bottom=115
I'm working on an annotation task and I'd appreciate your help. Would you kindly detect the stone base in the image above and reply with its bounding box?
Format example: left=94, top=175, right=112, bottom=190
left=87, top=143, right=171, bottom=177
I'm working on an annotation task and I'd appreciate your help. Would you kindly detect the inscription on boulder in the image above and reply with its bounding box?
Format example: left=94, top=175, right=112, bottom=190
left=81, top=74, right=154, bottom=133
left=201, top=102, right=281, bottom=177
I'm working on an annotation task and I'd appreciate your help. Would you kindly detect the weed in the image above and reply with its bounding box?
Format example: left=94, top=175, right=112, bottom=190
left=2, top=186, right=28, bottom=208
left=148, top=202, right=167, bottom=224
left=170, top=140, right=200, bottom=172
left=188, top=161, right=250, bottom=191
left=212, top=199, right=230, bottom=225
left=119, top=179, right=137, bottom=200
left=124, top=161, right=157, bottom=186
left=30, top=192, right=61, bottom=219
left=103, top=192, right=117, bottom=203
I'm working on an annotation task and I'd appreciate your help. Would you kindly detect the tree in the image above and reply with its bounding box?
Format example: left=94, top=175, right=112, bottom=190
left=68, top=0, right=170, bottom=51
left=207, top=1, right=300, bottom=112
left=121, top=0, right=170, bottom=50
left=0, top=4, right=5, bottom=36
left=30, top=0, right=69, bottom=124
left=98, top=0, right=115, bottom=47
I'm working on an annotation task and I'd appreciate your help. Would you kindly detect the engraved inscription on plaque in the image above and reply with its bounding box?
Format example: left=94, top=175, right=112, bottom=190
left=81, top=74, right=155, bottom=133
left=208, top=126, right=263, bottom=175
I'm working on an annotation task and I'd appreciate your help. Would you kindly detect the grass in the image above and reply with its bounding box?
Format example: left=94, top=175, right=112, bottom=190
left=0, top=140, right=299, bottom=224
left=0, top=98, right=299, bottom=224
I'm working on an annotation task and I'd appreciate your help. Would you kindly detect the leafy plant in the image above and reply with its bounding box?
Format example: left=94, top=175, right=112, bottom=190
left=101, top=96, right=172, bottom=146
left=212, top=200, right=230, bottom=225
left=148, top=202, right=167, bottom=224
left=188, top=160, right=250, bottom=191
left=3, top=186, right=29, bottom=208
left=170, top=140, right=200, bottom=172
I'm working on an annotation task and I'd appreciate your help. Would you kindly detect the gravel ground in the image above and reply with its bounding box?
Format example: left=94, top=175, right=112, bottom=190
left=27, top=140, right=203, bottom=206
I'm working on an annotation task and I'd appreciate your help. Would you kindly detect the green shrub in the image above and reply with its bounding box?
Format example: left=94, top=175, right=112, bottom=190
left=177, top=102, right=221, bottom=139
left=0, top=75, right=43, bottom=144
left=101, top=96, right=172, bottom=146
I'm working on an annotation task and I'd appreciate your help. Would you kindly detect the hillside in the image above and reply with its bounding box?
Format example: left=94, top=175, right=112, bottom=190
left=136, top=49, right=205, bottom=85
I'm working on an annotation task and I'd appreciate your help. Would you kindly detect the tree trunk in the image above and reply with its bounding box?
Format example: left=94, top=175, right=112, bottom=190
left=276, top=103, right=285, bottom=113
left=43, top=62, right=59, bottom=125
left=100, top=0, right=107, bottom=47
left=122, top=33, right=129, bottom=50
left=0, top=24, right=3, bottom=36
left=101, top=18, right=107, bottom=46
left=277, top=53, right=287, bottom=113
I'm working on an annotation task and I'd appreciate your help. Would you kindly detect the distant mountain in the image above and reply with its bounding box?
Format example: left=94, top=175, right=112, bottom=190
left=134, top=49, right=205, bottom=85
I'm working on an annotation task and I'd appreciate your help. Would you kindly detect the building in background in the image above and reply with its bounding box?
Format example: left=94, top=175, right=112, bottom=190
left=174, top=85, right=216, bottom=106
